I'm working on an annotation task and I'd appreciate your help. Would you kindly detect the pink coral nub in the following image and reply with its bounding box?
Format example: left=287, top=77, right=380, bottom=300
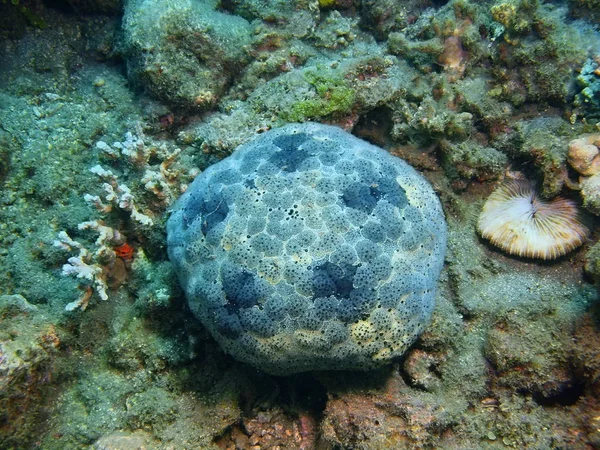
left=477, top=180, right=588, bottom=260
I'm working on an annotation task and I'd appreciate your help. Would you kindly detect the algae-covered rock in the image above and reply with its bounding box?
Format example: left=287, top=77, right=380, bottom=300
left=581, top=173, right=600, bottom=215
left=188, top=50, right=415, bottom=156
left=569, top=0, right=600, bottom=25
left=0, top=295, right=61, bottom=449
left=570, top=314, right=600, bottom=446
left=122, top=0, right=252, bottom=110
left=40, top=297, right=242, bottom=449
left=358, top=0, right=411, bottom=40
left=454, top=77, right=514, bottom=134
left=220, top=0, right=320, bottom=39
left=319, top=368, right=472, bottom=449
left=500, top=117, right=572, bottom=198
left=391, top=95, right=474, bottom=146
left=585, top=240, right=600, bottom=284
left=485, top=313, right=575, bottom=399
left=486, top=0, right=596, bottom=106
left=439, top=140, right=508, bottom=182
left=0, top=128, right=14, bottom=184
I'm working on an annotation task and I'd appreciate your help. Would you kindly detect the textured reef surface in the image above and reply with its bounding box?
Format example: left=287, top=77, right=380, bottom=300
left=0, top=0, right=599, bottom=449
left=167, top=123, right=446, bottom=374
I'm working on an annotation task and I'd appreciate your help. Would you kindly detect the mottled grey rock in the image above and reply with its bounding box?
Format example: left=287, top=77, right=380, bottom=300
left=122, top=0, right=252, bottom=110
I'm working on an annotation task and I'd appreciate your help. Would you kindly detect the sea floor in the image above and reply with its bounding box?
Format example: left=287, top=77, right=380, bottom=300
left=0, top=1, right=599, bottom=449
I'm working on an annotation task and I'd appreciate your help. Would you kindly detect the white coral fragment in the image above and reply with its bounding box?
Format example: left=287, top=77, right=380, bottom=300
left=130, top=206, right=154, bottom=226
left=87, top=165, right=154, bottom=225
left=62, top=256, right=102, bottom=282
left=57, top=231, right=110, bottom=310
left=78, top=220, right=124, bottom=247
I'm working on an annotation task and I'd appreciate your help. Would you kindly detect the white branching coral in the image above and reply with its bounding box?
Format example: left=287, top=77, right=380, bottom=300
left=96, top=127, right=181, bottom=168
left=57, top=127, right=190, bottom=311
left=61, top=256, right=107, bottom=308
left=54, top=221, right=127, bottom=310
left=86, top=165, right=154, bottom=226
left=110, top=131, right=146, bottom=163
left=93, top=128, right=188, bottom=211
left=78, top=220, right=125, bottom=262
left=54, top=230, right=108, bottom=310
left=96, top=127, right=146, bottom=165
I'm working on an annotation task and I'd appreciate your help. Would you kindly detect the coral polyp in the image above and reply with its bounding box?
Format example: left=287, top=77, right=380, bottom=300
left=477, top=180, right=588, bottom=260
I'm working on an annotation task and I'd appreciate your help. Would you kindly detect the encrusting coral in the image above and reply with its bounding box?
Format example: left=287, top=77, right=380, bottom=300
left=477, top=179, right=588, bottom=260
left=167, top=122, right=447, bottom=375
left=568, top=133, right=600, bottom=178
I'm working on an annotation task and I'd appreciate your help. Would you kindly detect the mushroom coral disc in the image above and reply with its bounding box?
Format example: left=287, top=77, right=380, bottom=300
left=477, top=180, right=588, bottom=260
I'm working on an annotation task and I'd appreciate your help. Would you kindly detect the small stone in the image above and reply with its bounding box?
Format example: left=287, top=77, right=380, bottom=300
left=568, top=134, right=600, bottom=176
left=92, top=431, right=152, bottom=450
left=581, top=173, right=600, bottom=215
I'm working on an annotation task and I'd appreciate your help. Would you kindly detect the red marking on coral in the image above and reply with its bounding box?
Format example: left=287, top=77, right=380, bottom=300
left=114, top=243, right=135, bottom=261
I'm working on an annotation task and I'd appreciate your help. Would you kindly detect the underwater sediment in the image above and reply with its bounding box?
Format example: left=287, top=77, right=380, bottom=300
left=0, top=0, right=599, bottom=449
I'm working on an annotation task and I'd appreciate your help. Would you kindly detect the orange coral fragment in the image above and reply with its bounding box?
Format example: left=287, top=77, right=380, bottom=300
left=114, top=242, right=135, bottom=261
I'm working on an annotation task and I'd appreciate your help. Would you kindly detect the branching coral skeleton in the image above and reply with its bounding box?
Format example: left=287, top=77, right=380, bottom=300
left=54, top=222, right=119, bottom=310
left=86, top=165, right=154, bottom=226
left=95, top=127, right=147, bottom=165
left=140, top=147, right=182, bottom=205
left=56, top=128, right=189, bottom=310
left=95, top=128, right=187, bottom=207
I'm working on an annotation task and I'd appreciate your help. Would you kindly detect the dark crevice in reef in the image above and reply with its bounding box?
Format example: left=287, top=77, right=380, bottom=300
left=242, top=372, right=328, bottom=417
left=213, top=372, right=328, bottom=448
left=353, top=106, right=393, bottom=148
left=532, top=381, right=585, bottom=407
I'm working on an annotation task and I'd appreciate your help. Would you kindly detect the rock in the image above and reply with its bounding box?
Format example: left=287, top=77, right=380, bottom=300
left=92, top=431, right=153, bottom=450
left=567, top=134, right=600, bottom=177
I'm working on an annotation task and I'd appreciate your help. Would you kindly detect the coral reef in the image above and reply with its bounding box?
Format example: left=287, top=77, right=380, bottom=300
left=0, top=0, right=599, bottom=448
left=568, top=133, right=600, bottom=215
left=573, top=57, right=600, bottom=121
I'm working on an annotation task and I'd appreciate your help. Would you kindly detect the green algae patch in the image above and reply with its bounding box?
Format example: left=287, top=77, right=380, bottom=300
left=282, top=68, right=356, bottom=122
